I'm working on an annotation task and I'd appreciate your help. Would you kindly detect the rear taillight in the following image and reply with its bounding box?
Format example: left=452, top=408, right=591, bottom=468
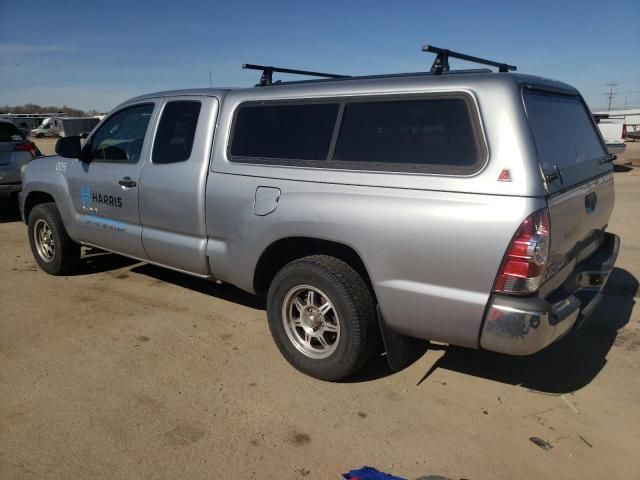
left=494, top=208, right=550, bottom=295
left=14, top=142, right=37, bottom=158
left=622, top=124, right=627, bottom=140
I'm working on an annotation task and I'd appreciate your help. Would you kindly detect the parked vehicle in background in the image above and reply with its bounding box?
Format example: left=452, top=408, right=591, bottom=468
left=30, top=117, right=58, bottom=138
left=56, top=117, right=101, bottom=137
left=594, top=114, right=627, bottom=154
left=8, top=118, right=42, bottom=136
left=594, top=108, right=640, bottom=142
left=19, top=46, right=619, bottom=381
left=30, top=117, right=100, bottom=138
left=0, top=114, right=53, bottom=136
left=0, top=119, right=40, bottom=197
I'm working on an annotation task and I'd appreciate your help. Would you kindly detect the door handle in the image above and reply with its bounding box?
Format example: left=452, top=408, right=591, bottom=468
left=118, top=177, right=137, bottom=188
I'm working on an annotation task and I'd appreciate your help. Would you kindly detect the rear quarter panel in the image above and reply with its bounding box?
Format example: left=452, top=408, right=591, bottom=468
left=206, top=173, right=545, bottom=347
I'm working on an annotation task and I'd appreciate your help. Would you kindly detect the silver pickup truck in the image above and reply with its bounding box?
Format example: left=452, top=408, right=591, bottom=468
left=19, top=47, right=619, bottom=380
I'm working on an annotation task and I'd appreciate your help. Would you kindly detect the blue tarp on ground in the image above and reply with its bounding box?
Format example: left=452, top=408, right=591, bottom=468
left=342, top=466, right=406, bottom=480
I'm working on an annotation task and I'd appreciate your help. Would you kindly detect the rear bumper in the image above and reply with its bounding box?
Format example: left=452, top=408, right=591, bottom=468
left=0, top=156, right=29, bottom=195
left=480, top=232, right=619, bottom=355
left=0, top=182, right=21, bottom=195
left=606, top=141, right=626, bottom=155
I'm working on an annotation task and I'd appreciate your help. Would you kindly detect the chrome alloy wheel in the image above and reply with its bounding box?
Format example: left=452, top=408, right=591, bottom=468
left=282, top=285, right=340, bottom=359
left=33, top=218, right=55, bottom=262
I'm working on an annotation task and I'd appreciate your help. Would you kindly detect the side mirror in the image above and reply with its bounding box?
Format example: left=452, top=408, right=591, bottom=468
left=79, top=132, right=89, bottom=139
left=79, top=141, right=93, bottom=162
left=55, top=136, right=82, bottom=158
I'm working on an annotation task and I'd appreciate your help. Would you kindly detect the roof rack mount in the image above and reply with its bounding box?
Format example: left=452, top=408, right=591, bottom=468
left=242, top=64, right=350, bottom=87
left=423, top=45, right=517, bottom=75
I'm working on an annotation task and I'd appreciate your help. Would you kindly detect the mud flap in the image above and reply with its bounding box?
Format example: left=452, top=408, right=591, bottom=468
left=377, top=306, right=428, bottom=371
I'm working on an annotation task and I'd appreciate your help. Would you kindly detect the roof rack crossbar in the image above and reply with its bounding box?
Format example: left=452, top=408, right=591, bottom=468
left=422, top=45, right=517, bottom=74
left=242, top=64, right=350, bottom=86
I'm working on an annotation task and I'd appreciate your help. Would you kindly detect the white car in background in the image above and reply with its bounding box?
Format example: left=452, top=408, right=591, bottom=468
left=31, top=117, right=101, bottom=138
left=594, top=114, right=626, bottom=154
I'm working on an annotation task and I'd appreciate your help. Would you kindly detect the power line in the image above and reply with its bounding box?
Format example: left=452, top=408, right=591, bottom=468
left=605, top=83, right=618, bottom=111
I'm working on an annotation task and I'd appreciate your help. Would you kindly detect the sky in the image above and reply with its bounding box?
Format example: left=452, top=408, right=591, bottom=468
left=1, top=0, right=639, bottom=113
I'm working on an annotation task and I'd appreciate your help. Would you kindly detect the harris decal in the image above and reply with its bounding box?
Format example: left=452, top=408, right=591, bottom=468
left=80, top=186, right=92, bottom=207
left=80, top=186, right=125, bottom=232
left=80, top=186, right=123, bottom=209
left=83, top=215, right=126, bottom=232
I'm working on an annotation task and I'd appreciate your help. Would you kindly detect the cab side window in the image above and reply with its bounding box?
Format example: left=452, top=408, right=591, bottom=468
left=152, top=101, right=202, bottom=164
left=91, top=104, right=154, bottom=163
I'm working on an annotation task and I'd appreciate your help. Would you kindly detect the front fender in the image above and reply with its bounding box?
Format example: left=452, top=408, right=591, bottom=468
left=21, top=156, right=79, bottom=240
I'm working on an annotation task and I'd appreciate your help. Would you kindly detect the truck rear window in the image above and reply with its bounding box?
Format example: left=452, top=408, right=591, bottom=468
left=524, top=91, right=607, bottom=168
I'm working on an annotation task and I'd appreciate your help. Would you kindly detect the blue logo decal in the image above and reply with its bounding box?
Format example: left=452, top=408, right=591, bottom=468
left=80, top=186, right=91, bottom=206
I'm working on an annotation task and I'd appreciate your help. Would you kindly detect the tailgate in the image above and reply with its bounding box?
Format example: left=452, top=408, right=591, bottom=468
left=544, top=173, right=614, bottom=286
left=523, top=89, right=615, bottom=290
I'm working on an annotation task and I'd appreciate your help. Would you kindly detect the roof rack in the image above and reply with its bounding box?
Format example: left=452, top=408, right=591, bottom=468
left=242, top=64, right=350, bottom=87
left=422, top=45, right=517, bottom=74
left=242, top=45, right=516, bottom=87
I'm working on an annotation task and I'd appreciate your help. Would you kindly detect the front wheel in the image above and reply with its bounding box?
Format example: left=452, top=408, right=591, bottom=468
left=267, top=255, right=380, bottom=381
left=28, top=202, right=80, bottom=275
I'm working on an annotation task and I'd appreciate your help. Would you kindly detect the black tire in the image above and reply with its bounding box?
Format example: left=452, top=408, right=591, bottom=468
left=267, top=255, right=380, bottom=381
left=28, top=202, right=80, bottom=275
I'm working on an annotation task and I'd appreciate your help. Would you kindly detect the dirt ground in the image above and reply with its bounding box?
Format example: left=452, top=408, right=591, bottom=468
left=1, top=140, right=639, bottom=479
left=616, top=140, right=640, bottom=166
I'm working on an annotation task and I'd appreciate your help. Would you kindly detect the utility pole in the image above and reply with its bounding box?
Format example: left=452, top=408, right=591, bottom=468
left=605, top=83, right=618, bottom=111
left=209, top=71, right=212, bottom=88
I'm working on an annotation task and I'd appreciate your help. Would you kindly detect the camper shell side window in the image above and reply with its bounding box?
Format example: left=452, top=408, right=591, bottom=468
left=228, top=93, right=487, bottom=175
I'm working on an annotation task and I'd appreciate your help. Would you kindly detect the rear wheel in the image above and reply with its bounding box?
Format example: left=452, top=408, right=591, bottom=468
left=267, top=255, right=380, bottom=381
left=28, top=203, right=80, bottom=275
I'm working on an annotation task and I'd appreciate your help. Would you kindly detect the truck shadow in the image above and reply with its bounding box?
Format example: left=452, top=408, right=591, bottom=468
left=130, top=263, right=266, bottom=310
left=613, top=164, right=633, bottom=173
left=414, top=267, right=638, bottom=393
left=69, top=250, right=637, bottom=391
left=0, top=196, right=22, bottom=223
left=73, top=248, right=140, bottom=274
left=69, top=251, right=264, bottom=309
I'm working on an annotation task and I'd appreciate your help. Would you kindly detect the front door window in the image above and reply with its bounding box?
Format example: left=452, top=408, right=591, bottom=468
left=91, top=104, right=154, bottom=163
